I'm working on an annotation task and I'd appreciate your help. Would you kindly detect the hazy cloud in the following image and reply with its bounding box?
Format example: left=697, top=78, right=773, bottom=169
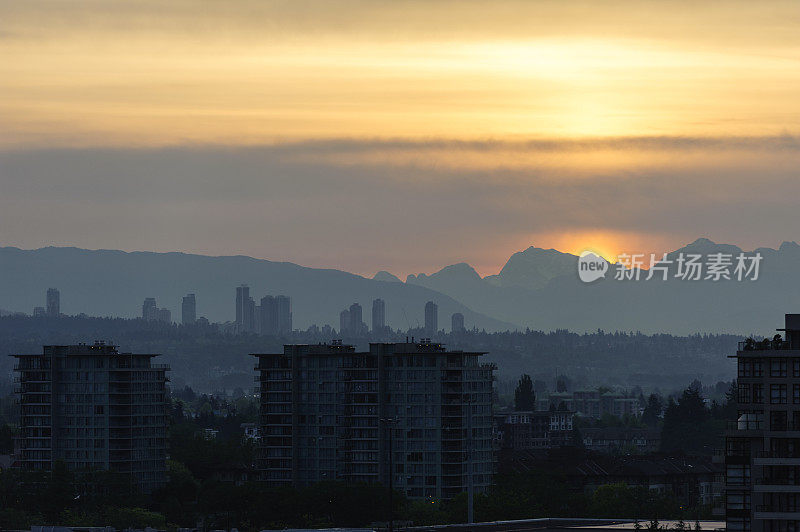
left=2, top=136, right=799, bottom=276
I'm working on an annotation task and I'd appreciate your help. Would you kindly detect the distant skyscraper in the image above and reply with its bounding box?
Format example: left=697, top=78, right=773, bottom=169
left=182, top=293, right=196, bottom=325
left=424, top=301, right=438, bottom=333
left=260, top=295, right=291, bottom=335
left=339, top=308, right=350, bottom=335
left=33, top=306, right=46, bottom=317
left=451, top=312, right=464, bottom=332
left=372, top=298, right=386, bottom=333
left=260, top=295, right=276, bottom=334
left=254, top=303, right=263, bottom=334
left=46, top=288, right=60, bottom=317
left=235, top=285, right=255, bottom=332
left=349, top=302, right=364, bottom=335
left=142, top=297, right=157, bottom=320
left=246, top=296, right=255, bottom=331
left=275, top=295, right=292, bottom=333
left=236, top=285, right=249, bottom=328
left=156, top=307, right=171, bottom=323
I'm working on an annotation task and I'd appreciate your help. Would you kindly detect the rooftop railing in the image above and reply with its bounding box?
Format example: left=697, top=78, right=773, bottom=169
left=739, top=339, right=791, bottom=351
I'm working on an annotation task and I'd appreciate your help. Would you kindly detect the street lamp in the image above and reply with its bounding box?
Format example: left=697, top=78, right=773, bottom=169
left=380, top=416, right=399, bottom=532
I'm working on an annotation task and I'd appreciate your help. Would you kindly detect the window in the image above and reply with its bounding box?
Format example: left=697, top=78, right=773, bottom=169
left=727, top=492, right=750, bottom=510
left=738, top=384, right=750, bottom=404
left=753, top=384, right=764, bottom=404
left=772, top=359, right=788, bottom=377
left=753, top=360, right=764, bottom=377
left=771, top=384, right=787, bottom=404
left=794, top=359, right=800, bottom=378
left=738, top=360, right=751, bottom=378
left=771, top=410, right=788, bottom=431
left=794, top=384, right=800, bottom=405
left=726, top=464, right=751, bottom=485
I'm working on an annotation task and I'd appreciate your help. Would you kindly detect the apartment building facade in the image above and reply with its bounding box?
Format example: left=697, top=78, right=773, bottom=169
left=12, top=342, right=169, bottom=493
left=253, top=340, right=495, bottom=499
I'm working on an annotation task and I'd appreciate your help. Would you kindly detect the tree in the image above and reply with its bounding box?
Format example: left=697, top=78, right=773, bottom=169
left=641, top=394, right=663, bottom=427
left=0, top=424, right=13, bottom=454
left=514, top=374, right=536, bottom=411
left=660, top=388, right=716, bottom=455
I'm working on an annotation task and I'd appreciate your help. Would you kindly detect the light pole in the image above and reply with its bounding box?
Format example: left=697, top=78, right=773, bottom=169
left=380, top=417, right=399, bottom=532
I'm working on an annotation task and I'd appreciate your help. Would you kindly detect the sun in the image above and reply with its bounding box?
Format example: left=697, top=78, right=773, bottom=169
left=523, top=229, right=673, bottom=264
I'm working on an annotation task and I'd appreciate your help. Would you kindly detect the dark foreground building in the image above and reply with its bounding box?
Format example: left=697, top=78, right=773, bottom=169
left=12, top=342, right=169, bottom=493
left=253, top=340, right=495, bottom=499
left=726, top=314, right=800, bottom=532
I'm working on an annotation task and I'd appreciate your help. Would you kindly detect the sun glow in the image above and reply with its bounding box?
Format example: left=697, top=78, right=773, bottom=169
left=520, top=230, right=681, bottom=265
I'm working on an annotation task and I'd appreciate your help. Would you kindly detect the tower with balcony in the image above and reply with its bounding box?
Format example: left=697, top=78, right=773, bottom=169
left=252, top=340, right=495, bottom=498
left=12, top=342, right=169, bottom=493
left=727, top=314, right=800, bottom=531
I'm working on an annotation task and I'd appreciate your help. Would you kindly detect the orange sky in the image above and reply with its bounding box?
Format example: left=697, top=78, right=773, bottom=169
left=1, top=1, right=799, bottom=276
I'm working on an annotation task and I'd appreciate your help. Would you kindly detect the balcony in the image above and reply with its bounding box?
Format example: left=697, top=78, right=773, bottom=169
left=727, top=419, right=763, bottom=432
left=754, top=478, right=800, bottom=492
left=755, top=505, right=800, bottom=520
left=754, top=452, right=800, bottom=465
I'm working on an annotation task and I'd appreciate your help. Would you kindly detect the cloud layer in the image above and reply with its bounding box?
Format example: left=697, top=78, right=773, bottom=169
left=2, top=136, right=798, bottom=276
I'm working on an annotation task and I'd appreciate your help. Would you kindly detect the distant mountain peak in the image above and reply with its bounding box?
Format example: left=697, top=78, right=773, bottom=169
left=670, top=237, right=742, bottom=257
left=484, top=245, right=577, bottom=290
left=688, top=237, right=717, bottom=246
left=373, top=270, right=402, bottom=283
left=407, top=262, right=481, bottom=284
left=437, top=262, right=481, bottom=278
left=779, top=241, right=800, bottom=252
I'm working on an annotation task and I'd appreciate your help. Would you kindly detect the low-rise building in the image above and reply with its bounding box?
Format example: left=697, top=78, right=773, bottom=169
left=580, top=427, right=661, bottom=454
left=499, top=409, right=575, bottom=450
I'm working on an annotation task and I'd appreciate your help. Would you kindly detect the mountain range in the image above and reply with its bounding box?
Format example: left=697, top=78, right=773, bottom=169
left=1, top=238, right=798, bottom=335
left=0, top=246, right=512, bottom=331
left=405, top=238, right=800, bottom=335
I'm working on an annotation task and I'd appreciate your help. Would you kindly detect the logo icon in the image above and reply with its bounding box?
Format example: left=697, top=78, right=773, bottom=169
left=578, top=251, right=608, bottom=283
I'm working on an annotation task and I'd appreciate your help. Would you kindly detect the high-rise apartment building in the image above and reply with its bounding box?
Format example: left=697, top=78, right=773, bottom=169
left=142, top=297, right=157, bottom=320
left=349, top=303, right=364, bottom=336
left=276, top=295, right=292, bottom=333
left=452, top=312, right=465, bottom=333
left=46, top=288, right=60, bottom=317
left=260, top=295, right=293, bottom=335
left=156, top=308, right=171, bottom=324
left=253, top=340, right=495, bottom=499
left=726, top=313, right=800, bottom=532
left=182, top=293, right=196, bottom=325
left=372, top=298, right=386, bottom=334
left=12, top=342, right=169, bottom=493
left=425, top=301, right=438, bottom=333
left=235, top=285, right=255, bottom=332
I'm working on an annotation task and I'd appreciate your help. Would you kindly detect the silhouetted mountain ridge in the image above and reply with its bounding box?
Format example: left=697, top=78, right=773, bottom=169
left=405, top=238, right=800, bottom=334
